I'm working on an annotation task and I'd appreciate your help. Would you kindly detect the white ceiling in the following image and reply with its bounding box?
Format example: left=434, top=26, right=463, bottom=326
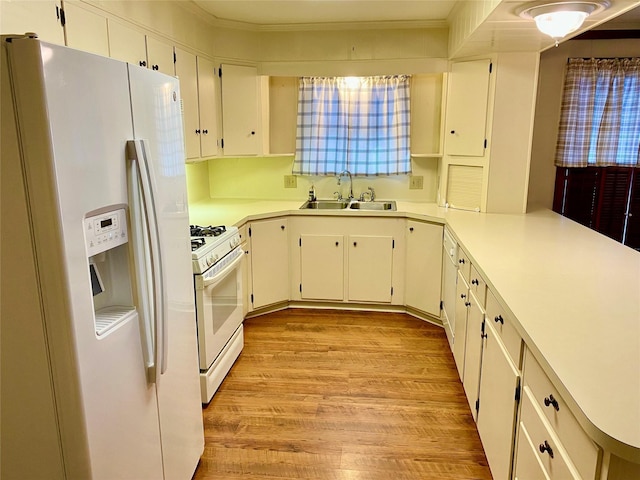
left=192, top=0, right=640, bottom=56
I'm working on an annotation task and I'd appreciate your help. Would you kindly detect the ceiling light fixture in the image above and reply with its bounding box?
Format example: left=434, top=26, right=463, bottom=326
left=517, top=1, right=609, bottom=45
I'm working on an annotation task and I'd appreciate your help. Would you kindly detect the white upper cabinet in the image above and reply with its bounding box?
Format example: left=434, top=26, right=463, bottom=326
left=107, top=20, right=146, bottom=67
left=220, top=64, right=260, bottom=156
left=1, top=0, right=64, bottom=45
left=444, top=58, right=492, bottom=157
left=62, top=2, right=109, bottom=57
left=175, top=48, right=218, bottom=161
left=108, top=21, right=174, bottom=76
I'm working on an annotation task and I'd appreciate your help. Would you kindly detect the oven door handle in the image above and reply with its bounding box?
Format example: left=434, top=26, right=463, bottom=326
left=203, top=250, right=243, bottom=289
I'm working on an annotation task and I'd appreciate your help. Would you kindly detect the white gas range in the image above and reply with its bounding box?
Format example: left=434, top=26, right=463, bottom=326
left=190, top=225, right=244, bottom=403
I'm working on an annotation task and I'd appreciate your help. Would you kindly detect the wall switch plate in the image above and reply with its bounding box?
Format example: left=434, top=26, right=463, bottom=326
left=409, top=175, right=424, bottom=189
left=284, top=175, right=297, bottom=188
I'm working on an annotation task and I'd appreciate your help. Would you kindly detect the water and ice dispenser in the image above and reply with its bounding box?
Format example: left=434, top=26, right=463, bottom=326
left=85, top=208, right=136, bottom=336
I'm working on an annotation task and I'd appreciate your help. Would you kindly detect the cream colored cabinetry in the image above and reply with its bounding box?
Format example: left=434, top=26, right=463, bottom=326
left=476, top=319, right=521, bottom=480
left=237, top=224, right=251, bottom=318
left=299, top=234, right=344, bottom=301
left=220, top=64, right=261, bottom=156
left=108, top=21, right=174, bottom=76
left=444, top=59, right=491, bottom=157
left=248, top=218, right=289, bottom=310
left=515, top=349, right=601, bottom=480
left=0, top=0, right=64, bottom=45
left=62, top=2, right=109, bottom=57
left=175, top=48, right=218, bottom=161
left=404, top=220, right=443, bottom=318
left=441, top=228, right=457, bottom=347
left=348, top=235, right=394, bottom=303
left=291, top=217, right=405, bottom=305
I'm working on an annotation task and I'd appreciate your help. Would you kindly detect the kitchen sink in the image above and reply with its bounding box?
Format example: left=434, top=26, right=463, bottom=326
left=349, top=200, right=397, bottom=211
left=299, top=199, right=349, bottom=209
left=299, top=199, right=397, bottom=211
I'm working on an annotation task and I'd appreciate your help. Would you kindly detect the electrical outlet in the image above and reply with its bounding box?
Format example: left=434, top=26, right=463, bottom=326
left=409, top=175, right=424, bottom=190
left=284, top=175, right=297, bottom=188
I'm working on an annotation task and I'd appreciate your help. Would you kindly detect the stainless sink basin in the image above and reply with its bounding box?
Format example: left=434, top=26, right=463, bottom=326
left=300, top=199, right=397, bottom=211
left=349, top=200, right=397, bottom=211
left=299, top=199, right=349, bottom=210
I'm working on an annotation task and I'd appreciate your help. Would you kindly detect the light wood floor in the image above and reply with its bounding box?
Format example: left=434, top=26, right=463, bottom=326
left=192, top=309, right=492, bottom=480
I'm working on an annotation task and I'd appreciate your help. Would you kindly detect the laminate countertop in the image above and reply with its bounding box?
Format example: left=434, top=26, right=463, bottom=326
left=188, top=198, right=640, bottom=461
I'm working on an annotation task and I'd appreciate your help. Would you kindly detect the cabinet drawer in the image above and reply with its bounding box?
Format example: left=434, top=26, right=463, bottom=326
left=457, top=249, right=471, bottom=283
left=468, top=264, right=486, bottom=306
left=524, top=350, right=600, bottom=480
left=515, top=421, right=552, bottom=480
left=520, top=387, right=579, bottom=479
left=485, top=289, right=522, bottom=369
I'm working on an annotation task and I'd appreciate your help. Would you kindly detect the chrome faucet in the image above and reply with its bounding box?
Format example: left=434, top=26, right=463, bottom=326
left=337, top=170, right=353, bottom=200
left=360, top=186, right=375, bottom=202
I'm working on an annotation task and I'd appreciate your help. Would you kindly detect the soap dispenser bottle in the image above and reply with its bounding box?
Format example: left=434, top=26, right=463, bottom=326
left=308, top=185, right=316, bottom=202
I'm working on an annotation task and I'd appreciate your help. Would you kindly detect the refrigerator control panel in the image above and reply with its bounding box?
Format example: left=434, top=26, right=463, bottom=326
left=84, top=209, right=128, bottom=257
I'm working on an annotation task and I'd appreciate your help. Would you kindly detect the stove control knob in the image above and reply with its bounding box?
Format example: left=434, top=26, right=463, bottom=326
left=206, top=257, right=212, bottom=266
left=213, top=254, right=219, bottom=263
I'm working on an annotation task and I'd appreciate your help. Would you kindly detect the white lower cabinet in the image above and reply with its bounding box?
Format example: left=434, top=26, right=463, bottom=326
left=476, top=319, right=521, bottom=480
left=291, top=217, right=406, bottom=305
left=248, top=218, right=289, bottom=310
left=300, top=234, right=344, bottom=301
left=462, top=288, right=485, bottom=421
left=453, top=270, right=470, bottom=380
left=405, top=220, right=443, bottom=317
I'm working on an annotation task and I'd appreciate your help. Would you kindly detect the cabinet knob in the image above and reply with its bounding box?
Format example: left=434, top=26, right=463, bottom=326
left=544, top=394, right=560, bottom=411
left=471, top=279, right=479, bottom=285
left=465, top=301, right=471, bottom=307
left=459, top=258, right=465, bottom=264
left=353, top=241, right=357, bottom=247
left=203, top=129, right=209, bottom=134
left=494, top=315, right=504, bottom=325
left=281, top=225, right=285, bottom=230
left=538, top=441, right=554, bottom=458
left=335, top=242, right=339, bottom=246
left=139, top=60, right=147, bottom=67
left=409, top=227, right=414, bottom=232
left=195, top=129, right=201, bottom=134
left=152, top=64, right=159, bottom=71
left=251, top=131, right=256, bottom=135
left=460, top=294, right=466, bottom=299
left=450, top=130, right=456, bottom=134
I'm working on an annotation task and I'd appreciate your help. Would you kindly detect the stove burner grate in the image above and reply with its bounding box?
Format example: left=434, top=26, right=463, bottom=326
left=190, top=225, right=226, bottom=237
left=191, top=237, right=206, bottom=252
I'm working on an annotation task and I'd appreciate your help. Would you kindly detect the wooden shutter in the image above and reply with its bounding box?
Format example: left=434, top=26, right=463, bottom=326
left=554, top=167, right=600, bottom=228
left=594, top=167, right=632, bottom=243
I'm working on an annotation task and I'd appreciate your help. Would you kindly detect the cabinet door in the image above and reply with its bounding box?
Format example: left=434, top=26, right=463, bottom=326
left=452, top=271, right=469, bottom=380
left=220, top=63, right=260, bottom=156
left=250, top=219, right=289, bottom=309
left=1, top=0, right=64, bottom=45
left=197, top=57, right=218, bottom=158
left=444, top=58, right=491, bottom=157
left=146, top=36, right=174, bottom=76
left=348, top=235, right=393, bottom=303
left=107, top=20, right=146, bottom=67
left=63, top=2, right=109, bottom=57
left=404, top=221, right=443, bottom=317
left=477, top=320, right=520, bottom=480
left=174, top=48, right=200, bottom=160
left=462, top=292, right=485, bottom=421
left=300, top=234, right=344, bottom=301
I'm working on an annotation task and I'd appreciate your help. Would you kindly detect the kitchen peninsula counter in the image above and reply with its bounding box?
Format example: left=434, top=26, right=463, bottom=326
left=188, top=198, right=640, bottom=464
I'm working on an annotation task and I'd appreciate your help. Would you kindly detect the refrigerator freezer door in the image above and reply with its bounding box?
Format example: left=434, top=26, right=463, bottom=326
left=4, top=38, right=164, bottom=479
left=128, top=65, right=205, bottom=479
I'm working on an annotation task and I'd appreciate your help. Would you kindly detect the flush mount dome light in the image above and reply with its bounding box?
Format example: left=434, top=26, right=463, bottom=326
left=518, top=1, right=609, bottom=41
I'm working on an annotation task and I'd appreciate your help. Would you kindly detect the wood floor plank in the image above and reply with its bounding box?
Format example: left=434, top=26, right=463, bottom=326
left=192, top=309, right=492, bottom=479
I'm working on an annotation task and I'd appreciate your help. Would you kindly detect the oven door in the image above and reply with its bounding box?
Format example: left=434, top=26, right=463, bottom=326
left=194, top=247, right=244, bottom=370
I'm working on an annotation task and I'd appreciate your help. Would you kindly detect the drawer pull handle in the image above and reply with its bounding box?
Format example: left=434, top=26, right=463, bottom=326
left=494, top=315, right=504, bottom=324
left=471, top=279, right=479, bottom=285
left=465, top=301, right=471, bottom=307
left=460, top=293, right=466, bottom=299
left=459, top=258, right=465, bottom=264
left=539, top=440, right=554, bottom=458
left=544, top=394, right=560, bottom=411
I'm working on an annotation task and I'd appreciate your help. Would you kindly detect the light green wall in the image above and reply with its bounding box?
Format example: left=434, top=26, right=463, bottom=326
left=203, top=155, right=439, bottom=202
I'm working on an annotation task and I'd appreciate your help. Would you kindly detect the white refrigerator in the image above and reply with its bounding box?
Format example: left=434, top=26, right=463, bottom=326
left=1, top=36, right=204, bottom=479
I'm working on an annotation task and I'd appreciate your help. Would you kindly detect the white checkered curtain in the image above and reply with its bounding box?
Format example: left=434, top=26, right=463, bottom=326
left=293, top=76, right=411, bottom=176
left=555, top=58, right=640, bottom=167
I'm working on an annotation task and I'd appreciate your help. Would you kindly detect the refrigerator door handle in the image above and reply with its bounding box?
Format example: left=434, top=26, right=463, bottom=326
left=126, top=139, right=168, bottom=379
